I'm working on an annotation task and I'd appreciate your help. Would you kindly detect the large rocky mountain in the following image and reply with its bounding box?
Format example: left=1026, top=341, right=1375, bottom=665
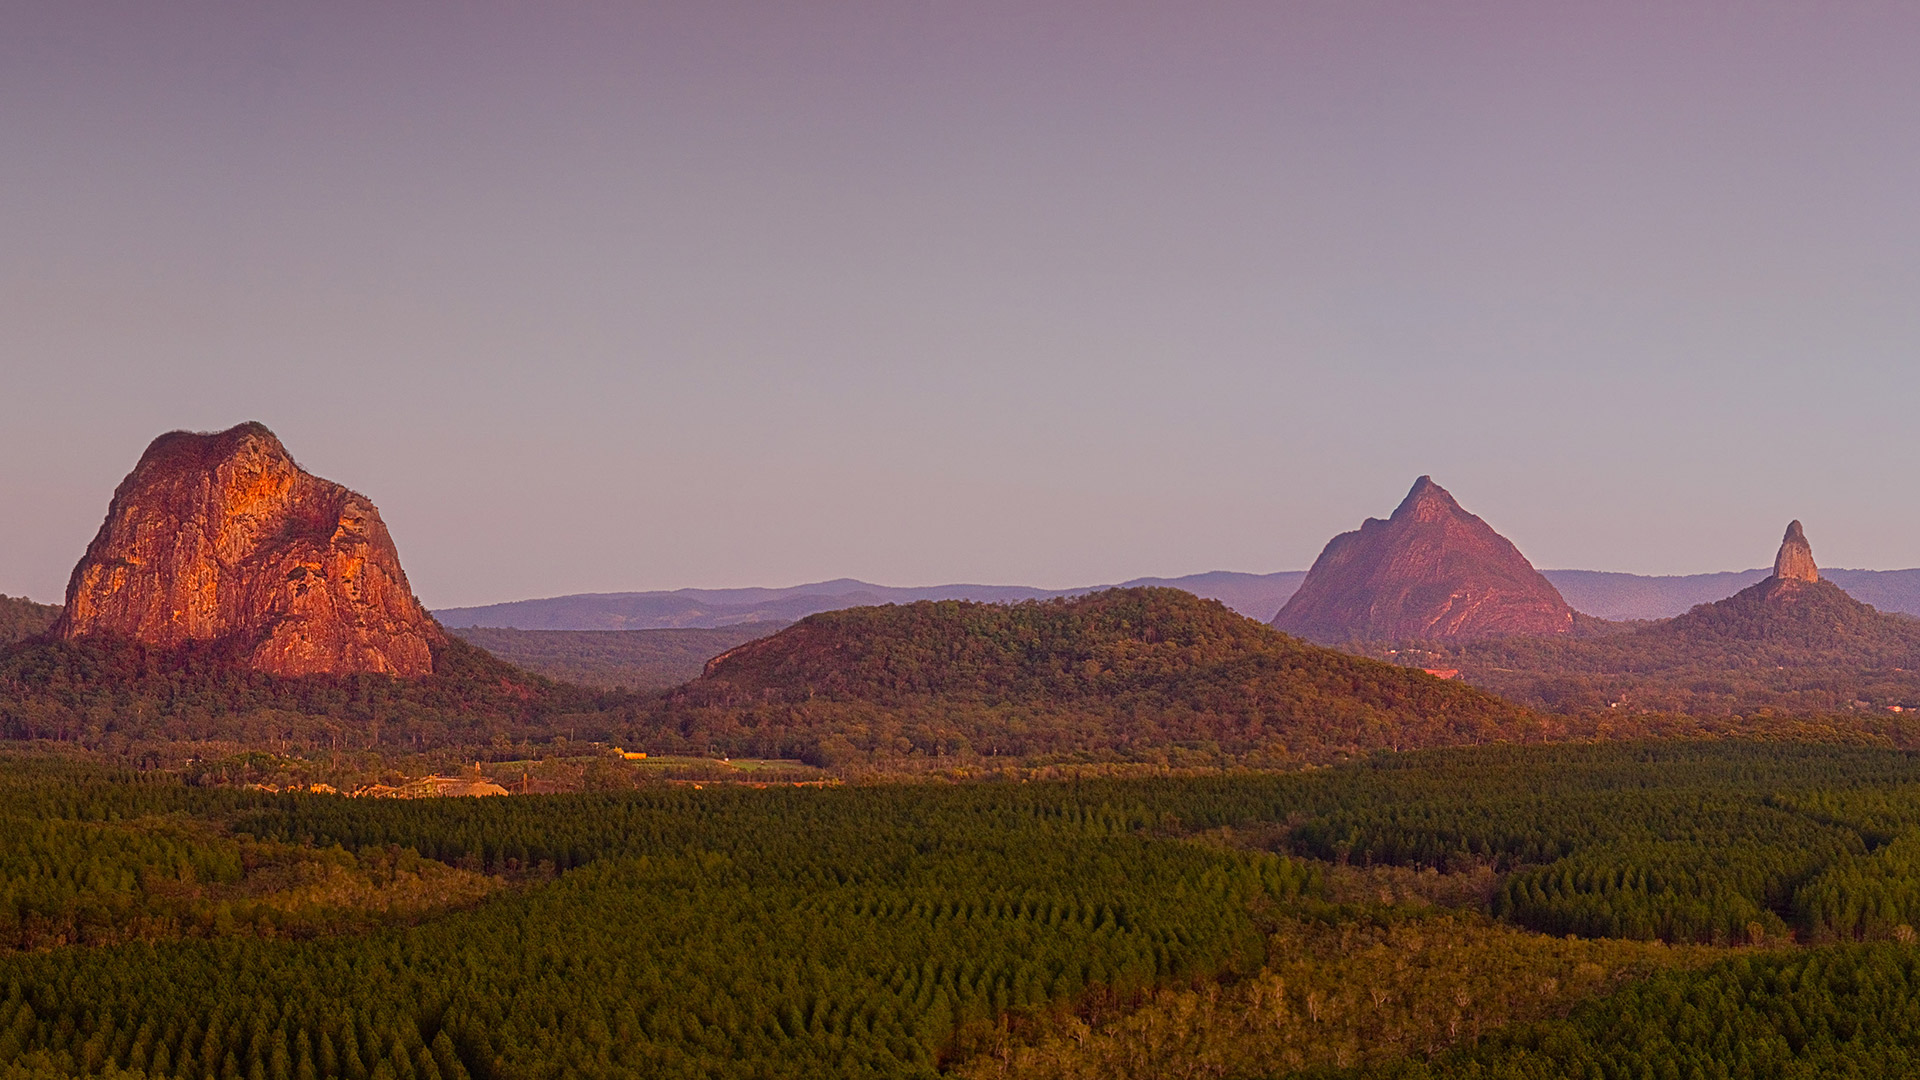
left=53, top=422, right=444, bottom=676
left=1272, top=477, right=1575, bottom=642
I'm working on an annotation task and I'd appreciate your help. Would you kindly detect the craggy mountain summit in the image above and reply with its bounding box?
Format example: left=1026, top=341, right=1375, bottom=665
left=52, top=422, right=444, bottom=676
left=1273, top=477, right=1575, bottom=642
left=1650, top=520, right=1896, bottom=649
left=1772, top=520, right=1819, bottom=585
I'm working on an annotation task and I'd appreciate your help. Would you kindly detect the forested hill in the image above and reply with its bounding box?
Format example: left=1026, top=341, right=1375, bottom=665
left=0, top=594, right=59, bottom=645
left=623, top=588, right=1550, bottom=765
left=1413, top=576, right=1920, bottom=715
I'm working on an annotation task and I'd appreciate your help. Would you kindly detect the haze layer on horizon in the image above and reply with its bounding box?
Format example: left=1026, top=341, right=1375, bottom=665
left=5, top=2, right=1920, bottom=608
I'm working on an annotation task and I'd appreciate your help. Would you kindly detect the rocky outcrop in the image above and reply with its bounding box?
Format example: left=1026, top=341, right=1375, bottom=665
left=1272, top=476, right=1575, bottom=642
left=52, top=422, right=443, bottom=676
left=1772, top=520, right=1819, bottom=584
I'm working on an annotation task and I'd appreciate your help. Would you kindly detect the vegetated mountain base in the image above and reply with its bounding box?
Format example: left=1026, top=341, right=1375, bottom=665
left=14, top=583, right=1920, bottom=771
left=17, top=742, right=1920, bottom=1078
left=0, top=588, right=1556, bottom=768
left=0, top=631, right=605, bottom=757
left=1543, top=566, right=1920, bottom=620
left=445, top=623, right=786, bottom=690
left=1398, top=575, right=1920, bottom=715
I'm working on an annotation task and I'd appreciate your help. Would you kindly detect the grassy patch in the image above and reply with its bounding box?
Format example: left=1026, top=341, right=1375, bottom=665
left=955, top=913, right=1726, bottom=1080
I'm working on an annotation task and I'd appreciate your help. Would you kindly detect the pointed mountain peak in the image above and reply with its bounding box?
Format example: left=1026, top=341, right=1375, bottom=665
left=1274, top=478, right=1573, bottom=641
left=1393, top=475, right=1463, bottom=523
left=1772, top=520, right=1819, bottom=583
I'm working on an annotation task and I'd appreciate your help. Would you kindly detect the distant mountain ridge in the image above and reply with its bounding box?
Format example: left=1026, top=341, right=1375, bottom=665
left=1543, top=567, right=1920, bottom=621
left=434, top=565, right=1920, bottom=630
left=447, top=624, right=782, bottom=690
left=434, top=570, right=1308, bottom=630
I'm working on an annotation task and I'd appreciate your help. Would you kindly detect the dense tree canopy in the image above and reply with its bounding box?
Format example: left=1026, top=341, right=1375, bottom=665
left=624, top=588, right=1548, bottom=765
left=0, top=595, right=59, bottom=646
left=12, top=744, right=1920, bottom=1076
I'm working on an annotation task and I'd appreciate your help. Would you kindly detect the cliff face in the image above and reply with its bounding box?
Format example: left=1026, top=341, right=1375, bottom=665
left=52, top=422, right=443, bottom=676
left=1771, top=520, right=1819, bottom=585
left=1272, top=476, right=1575, bottom=642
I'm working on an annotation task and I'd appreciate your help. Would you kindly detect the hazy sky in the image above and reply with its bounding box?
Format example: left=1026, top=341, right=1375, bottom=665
left=5, top=2, right=1920, bottom=607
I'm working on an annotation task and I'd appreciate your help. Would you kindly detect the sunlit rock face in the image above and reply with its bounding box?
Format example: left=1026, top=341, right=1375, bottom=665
left=1272, top=476, right=1575, bottom=642
left=52, top=422, right=443, bottom=676
left=1772, top=520, right=1819, bottom=584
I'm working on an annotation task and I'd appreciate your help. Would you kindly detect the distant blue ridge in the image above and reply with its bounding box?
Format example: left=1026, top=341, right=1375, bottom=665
left=434, top=568, right=1920, bottom=630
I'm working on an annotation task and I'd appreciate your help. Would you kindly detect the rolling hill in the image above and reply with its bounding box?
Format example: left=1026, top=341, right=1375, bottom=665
left=614, top=587, right=1553, bottom=767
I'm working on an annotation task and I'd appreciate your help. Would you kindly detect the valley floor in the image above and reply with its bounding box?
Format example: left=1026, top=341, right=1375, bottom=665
left=5, top=740, right=1920, bottom=1078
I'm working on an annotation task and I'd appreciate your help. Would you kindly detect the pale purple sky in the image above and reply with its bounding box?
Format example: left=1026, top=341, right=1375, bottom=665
left=5, top=2, right=1920, bottom=607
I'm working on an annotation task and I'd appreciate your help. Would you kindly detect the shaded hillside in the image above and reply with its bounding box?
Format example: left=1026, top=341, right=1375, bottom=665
left=623, top=588, right=1549, bottom=766
left=0, top=632, right=611, bottom=753
left=0, top=595, right=60, bottom=645
left=447, top=624, right=785, bottom=689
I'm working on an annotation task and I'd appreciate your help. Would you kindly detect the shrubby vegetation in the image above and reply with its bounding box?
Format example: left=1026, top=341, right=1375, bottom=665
left=0, top=760, right=494, bottom=951
left=958, top=914, right=1715, bottom=1080
left=1346, top=945, right=1920, bottom=1079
